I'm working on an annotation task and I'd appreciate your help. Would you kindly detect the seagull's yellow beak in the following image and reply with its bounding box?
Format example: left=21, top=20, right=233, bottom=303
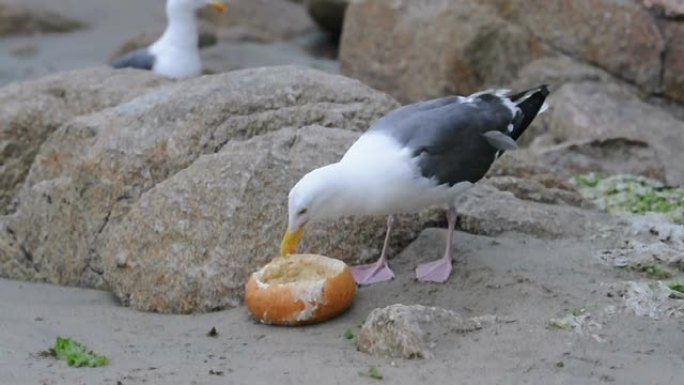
left=280, top=227, right=303, bottom=256
left=208, top=1, right=227, bottom=13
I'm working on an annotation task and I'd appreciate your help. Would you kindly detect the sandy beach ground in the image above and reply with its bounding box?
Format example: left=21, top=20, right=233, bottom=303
left=1, top=230, right=682, bottom=385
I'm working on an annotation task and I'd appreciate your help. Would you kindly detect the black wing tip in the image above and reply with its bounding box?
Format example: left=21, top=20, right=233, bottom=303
left=508, top=85, right=550, bottom=141
left=538, top=84, right=550, bottom=96
left=538, top=84, right=550, bottom=97
left=509, top=84, right=550, bottom=102
left=527, top=84, right=550, bottom=97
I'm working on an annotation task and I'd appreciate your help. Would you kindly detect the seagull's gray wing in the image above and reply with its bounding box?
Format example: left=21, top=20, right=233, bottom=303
left=112, top=48, right=156, bottom=71
left=373, top=95, right=464, bottom=127
left=368, top=88, right=549, bottom=187
left=368, top=93, right=516, bottom=186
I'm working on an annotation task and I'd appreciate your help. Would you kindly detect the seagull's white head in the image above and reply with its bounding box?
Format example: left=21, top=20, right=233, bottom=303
left=281, top=164, right=342, bottom=256
left=167, top=0, right=227, bottom=14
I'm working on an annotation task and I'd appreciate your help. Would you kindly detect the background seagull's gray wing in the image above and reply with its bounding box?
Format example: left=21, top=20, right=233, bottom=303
left=111, top=48, right=156, bottom=71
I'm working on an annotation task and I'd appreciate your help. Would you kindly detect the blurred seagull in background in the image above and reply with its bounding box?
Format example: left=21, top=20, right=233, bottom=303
left=281, top=85, right=550, bottom=285
left=111, top=0, right=226, bottom=78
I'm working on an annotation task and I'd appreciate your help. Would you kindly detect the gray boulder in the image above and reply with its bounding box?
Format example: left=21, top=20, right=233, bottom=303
left=340, top=0, right=684, bottom=104
left=0, top=67, right=169, bottom=214
left=483, top=0, right=664, bottom=95
left=487, top=0, right=684, bottom=103
left=511, top=56, right=614, bottom=96
left=455, top=184, right=605, bottom=239
left=339, top=0, right=542, bottom=103
left=484, top=176, right=588, bottom=208
left=0, top=66, right=397, bottom=292
left=546, top=81, right=684, bottom=186
left=534, top=138, right=668, bottom=183
left=664, top=22, right=684, bottom=102
left=485, top=151, right=589, bottom=208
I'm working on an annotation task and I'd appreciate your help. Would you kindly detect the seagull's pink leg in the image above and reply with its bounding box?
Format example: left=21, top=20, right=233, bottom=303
left=415, top=206, right=456, bottom=283
left=351, top=215, right=396, bottom=285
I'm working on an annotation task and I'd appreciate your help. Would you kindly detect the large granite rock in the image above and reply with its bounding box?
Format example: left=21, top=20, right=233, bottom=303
left=545, top=81, right=684, bottom=186
left=483, top=0, right=664, bottom=94
left=511, top=56, right=614, bottom=95
left=664, top=22, right=684, bottom=102
left=484, top=150, right=590, bottom=208
left=0, top=67, right=169, bottom=214
left=339, top=0, right=544, bottom=103
left=0, top=66, right=398, bottom=293
left=340, top=0, right=684, bottom=103
left=484, top=176, right=588, bottom=209
left=534, top=138, right=668, bottom=183
left=455, top=184, right=603, bottom=239
left=487, top=0, right=684, bottom=103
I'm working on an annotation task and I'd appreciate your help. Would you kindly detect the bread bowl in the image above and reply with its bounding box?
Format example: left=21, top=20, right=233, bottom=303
left=245, top=254, right=356, bottom=326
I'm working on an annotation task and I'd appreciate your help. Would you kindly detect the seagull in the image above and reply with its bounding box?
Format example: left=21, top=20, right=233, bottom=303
left=280, top=85, right=549, bottom=285
left=111, top=0, right=226, bottom=78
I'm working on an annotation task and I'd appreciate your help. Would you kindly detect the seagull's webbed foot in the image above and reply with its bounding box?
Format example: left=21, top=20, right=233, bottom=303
left=351, top=258, right=395, bottom=285
left=416, top=205, right=457, bottom=283
left=351, top=214, right=396, bottom=285
left=415, top=254, right=452, bottom=283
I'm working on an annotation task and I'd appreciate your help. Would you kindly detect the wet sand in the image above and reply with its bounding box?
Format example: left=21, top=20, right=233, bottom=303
left=1, top=230, right=682, bottom=385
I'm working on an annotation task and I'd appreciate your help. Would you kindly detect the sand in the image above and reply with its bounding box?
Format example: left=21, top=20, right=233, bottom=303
left=1, top=230, right=682, bottom=385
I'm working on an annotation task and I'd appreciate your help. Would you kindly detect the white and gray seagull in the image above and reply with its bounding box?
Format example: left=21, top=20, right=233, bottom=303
left=281, top=85, right=550, bottom=285
left=111, top=0, right=226, bottom=79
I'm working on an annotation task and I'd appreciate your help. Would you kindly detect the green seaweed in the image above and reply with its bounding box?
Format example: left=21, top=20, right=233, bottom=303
left=343, top=328, right=355, bottom=340
left=631, top=264, right=673, bottom=280
left=573, top=172, right=603, bottom=188
left=367, top=365, right=383, bottom=380
left=49, top=337, right=108, bottom=367
left=546, top=319, right=575, bottom=331
left=571, top=307, right=588, bottom=317
left=572, top=173, right=684, bottom=224
left=670, top=283, right=684, bottom=298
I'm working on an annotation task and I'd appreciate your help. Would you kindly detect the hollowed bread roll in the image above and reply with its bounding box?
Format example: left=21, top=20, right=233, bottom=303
left=245, top=254, right=356, bottom=326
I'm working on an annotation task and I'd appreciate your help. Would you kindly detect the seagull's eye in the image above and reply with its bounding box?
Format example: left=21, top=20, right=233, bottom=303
left=297, top=208, right=308, bottom=216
